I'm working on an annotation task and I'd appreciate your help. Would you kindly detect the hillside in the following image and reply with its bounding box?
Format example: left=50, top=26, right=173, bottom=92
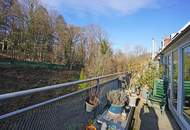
left=0, top=62, right=80, bottom=94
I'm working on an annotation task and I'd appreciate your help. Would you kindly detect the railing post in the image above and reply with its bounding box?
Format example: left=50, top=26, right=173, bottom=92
left=94, top=78, right=100, bottom=118
left=96, top=79, right=100, bottom=96
left=118, top=75, right=121, bottom=89
left=96, top=78, right=99, bottom=88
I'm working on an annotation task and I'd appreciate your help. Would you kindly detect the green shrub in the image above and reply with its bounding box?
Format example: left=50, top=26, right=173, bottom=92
left=79, top=68, right=88, bottom=89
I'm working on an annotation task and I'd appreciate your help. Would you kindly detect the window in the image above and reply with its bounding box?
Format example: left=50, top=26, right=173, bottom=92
left=172, top=50, right=178, bottom=109
left=164, top=56, right=171, bottom=82
left=183, top=45, right=190, bottom=121
left=164, top=55, right=172, bottom=100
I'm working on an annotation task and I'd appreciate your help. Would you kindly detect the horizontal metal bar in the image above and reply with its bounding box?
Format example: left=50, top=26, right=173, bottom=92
left=0, top=72, right=124, bottom=101
left=0, top=78, right=118, bottom=120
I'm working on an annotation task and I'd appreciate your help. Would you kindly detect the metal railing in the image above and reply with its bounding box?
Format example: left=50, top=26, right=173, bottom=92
left=0, top=72, right=125, bottom=130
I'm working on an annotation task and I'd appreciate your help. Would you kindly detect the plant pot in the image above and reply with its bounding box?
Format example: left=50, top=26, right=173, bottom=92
left=108, top=104, right=123, bottom=116
left=129, top=96, right=137, bottom=107
left=85, top=101, right=96, bottom=112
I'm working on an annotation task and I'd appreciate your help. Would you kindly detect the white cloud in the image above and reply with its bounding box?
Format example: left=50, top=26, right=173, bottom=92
left=40, top=0, right=159, bottom=16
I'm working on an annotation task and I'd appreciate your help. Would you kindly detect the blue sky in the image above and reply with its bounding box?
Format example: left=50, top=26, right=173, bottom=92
left=41, top=0, right=190, bottom=53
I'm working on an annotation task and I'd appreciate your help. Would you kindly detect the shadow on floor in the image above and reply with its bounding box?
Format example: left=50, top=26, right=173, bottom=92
left=139, top=104, right=159, bottom=130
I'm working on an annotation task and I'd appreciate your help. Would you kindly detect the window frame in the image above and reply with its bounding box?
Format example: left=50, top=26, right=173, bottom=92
left=163, top=41, right=190, bottom=129
left=182, top=44, right=190, bottom=122
left=172, top=49, right=179, bottom=110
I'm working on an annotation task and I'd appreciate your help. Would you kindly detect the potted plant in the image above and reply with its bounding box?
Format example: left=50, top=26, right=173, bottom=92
left=85, top=87, right=100, bottom=112
left=106, top=90, right=127, bottom=116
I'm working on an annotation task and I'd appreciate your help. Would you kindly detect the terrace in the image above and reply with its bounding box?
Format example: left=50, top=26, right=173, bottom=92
left=0, top=72, right=180, bottom=130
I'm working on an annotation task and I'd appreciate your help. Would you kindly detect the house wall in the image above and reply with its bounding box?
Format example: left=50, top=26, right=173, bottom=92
left=162, top=30, right=190, bottom=130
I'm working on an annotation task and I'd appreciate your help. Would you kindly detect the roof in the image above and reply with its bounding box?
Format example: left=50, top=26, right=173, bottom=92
left=155, top=21, right=190, bottom=59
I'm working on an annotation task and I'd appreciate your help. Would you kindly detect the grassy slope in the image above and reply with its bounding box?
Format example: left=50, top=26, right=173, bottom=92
left=0, top=67, right=80, bottom=94
left=0, top=60, right=81, bottom=115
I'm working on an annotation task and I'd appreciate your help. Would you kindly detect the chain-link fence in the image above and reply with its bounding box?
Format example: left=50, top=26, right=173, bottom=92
left=0, top=74, right=122, bottom=130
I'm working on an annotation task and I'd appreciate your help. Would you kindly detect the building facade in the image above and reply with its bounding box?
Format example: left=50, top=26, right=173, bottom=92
left=157, top=22, right=190, bottom=130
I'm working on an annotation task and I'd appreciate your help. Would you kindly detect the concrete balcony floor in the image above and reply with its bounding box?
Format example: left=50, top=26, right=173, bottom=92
left=133, top=98, right=180, bottom=130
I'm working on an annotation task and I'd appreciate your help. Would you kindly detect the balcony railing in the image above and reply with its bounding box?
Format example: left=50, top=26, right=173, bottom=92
left=0, top=72, right=125, bottom=130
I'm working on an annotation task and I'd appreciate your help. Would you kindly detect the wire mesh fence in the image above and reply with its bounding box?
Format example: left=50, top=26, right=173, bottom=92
left=0, top=78, right=120, bottom=130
